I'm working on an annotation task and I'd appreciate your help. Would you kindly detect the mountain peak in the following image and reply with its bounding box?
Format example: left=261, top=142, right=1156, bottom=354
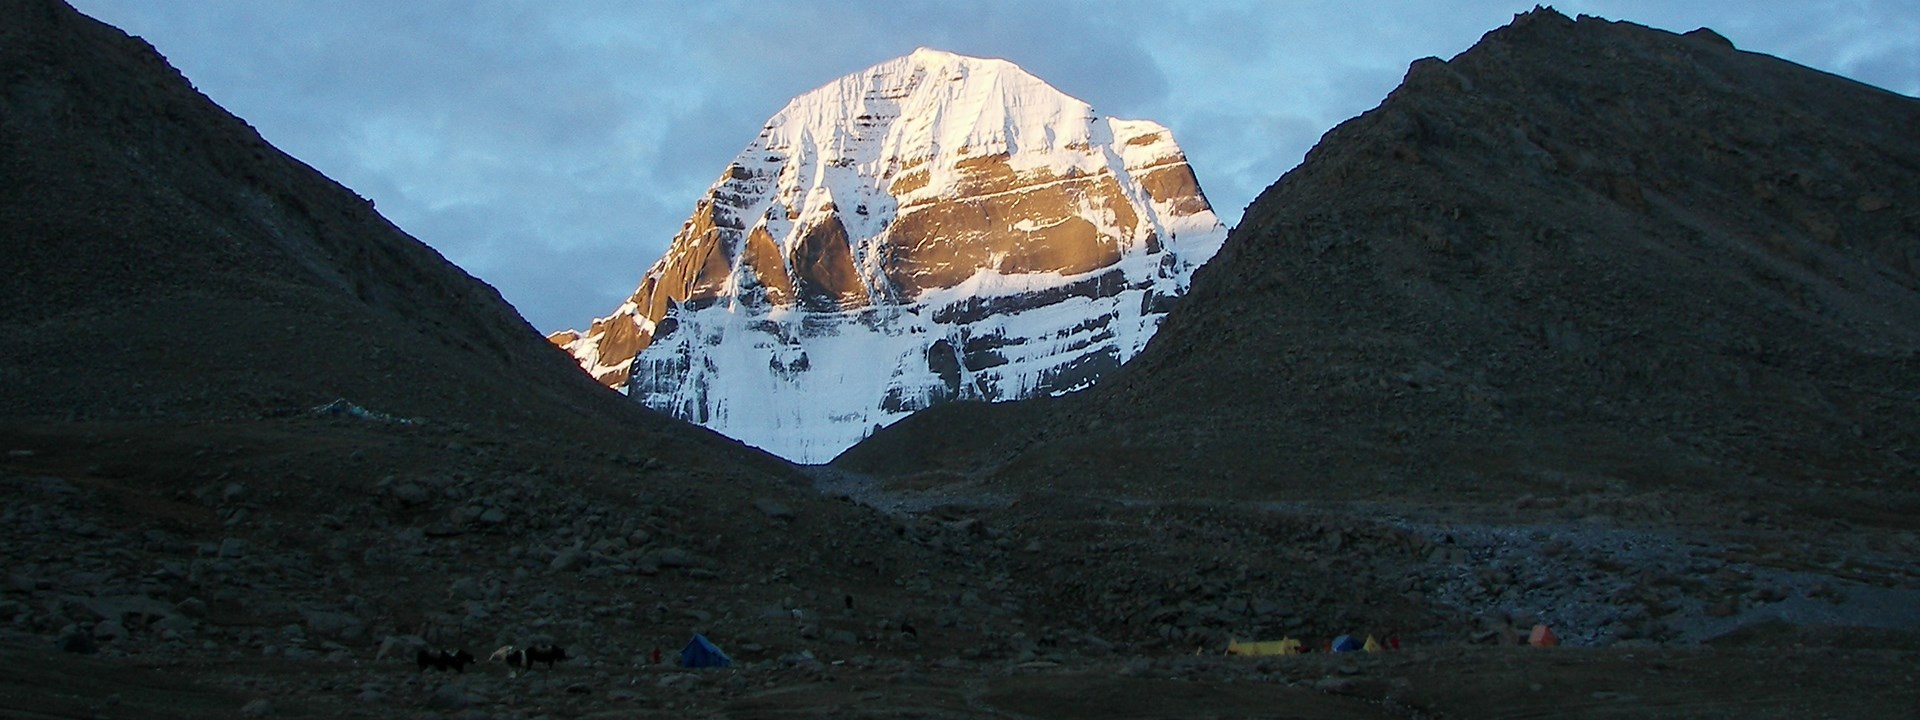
left=899, top=47, right=1020, bottom=74
left=559, top=50, right=1226, bottom=462
left=904, top=46, right=971, bottom=64
left=761, top=47, right=1088, bottom=174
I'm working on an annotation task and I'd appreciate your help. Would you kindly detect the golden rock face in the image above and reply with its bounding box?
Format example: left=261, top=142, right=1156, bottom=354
left=1137, top=162, right=1210, bottom=217
left=637, top=201, right=735, bottom=322
left=556, top=145, right=1218, bottom=387
left=790, top=214, right=871, bottom=311
left=888, top=168, right=930, bottom=197
left=739, top=225, right=794, bottom=306
left=556, top=110, right=1224, bottom=395
left=885, top=155, right=1134, bottom=297
left=582, top=313, right=649, bottom=387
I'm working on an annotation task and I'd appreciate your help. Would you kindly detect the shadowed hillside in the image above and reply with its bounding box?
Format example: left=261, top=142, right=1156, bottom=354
left=2, top=0, right=680, bottom=439
left=841, top=10, right=1920, bottom=525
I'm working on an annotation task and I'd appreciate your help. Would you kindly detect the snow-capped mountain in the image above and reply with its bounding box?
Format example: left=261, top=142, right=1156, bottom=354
left=554, top=48, right=1226, bottom=463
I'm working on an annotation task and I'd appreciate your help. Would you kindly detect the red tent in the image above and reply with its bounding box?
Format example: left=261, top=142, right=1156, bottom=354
left=1528, top=624, right=1559, bottom=647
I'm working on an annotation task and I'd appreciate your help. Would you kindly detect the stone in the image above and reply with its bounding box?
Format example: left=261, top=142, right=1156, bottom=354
left=392, top=483, right=430, bottom=506
left=754, top=498, right=796, bottom=521
left=300, top=608, right=366, bottom=639
left=154, top=614, right=196, bottom=636
left=551, top=548, right=588, bottom=572
left=657, top=673, right=700, bottom=689
left=240, top=698, right=273, bottom=717
left=78, top=595, right=177, bottom=624
left=175, top=597, right=208, bottom=618
left=1314, top=676, right=1357, bottom=694
left=428, top=684, right=477, bottom=710
left=448, top=506, right=482, bottom=525
left=57, top=630, right=97, bottom=654
left=449, top=577, right=485, bottom=601
left=645, top=548, right=697, bottom=569
left=1748, top=586, right=1787, bottom=603
left=478, top=507, right=506, bottom=525
left=92, top=620, right=126, bottom=640
left=375, top=635, right=425, bottom=661
left=217, top=538, right=248, bottom=558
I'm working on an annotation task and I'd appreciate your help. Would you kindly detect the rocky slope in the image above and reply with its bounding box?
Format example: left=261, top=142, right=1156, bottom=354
left=0, top=0, right=797, bottom=479
left=1, top=0, right=599, bottom=435
left=556, top=48, right=1226, bottom=463
left=840, top=9, right=1920, bottom=512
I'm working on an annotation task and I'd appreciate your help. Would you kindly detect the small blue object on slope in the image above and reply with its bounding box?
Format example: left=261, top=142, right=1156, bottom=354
left=680, top=634, right=732, bottom=668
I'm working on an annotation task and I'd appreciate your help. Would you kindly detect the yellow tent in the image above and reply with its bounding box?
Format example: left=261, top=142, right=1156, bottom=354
left=1363, top=635, right=1383, bottom=653
left=1227, top=637, right=1303, bottom=656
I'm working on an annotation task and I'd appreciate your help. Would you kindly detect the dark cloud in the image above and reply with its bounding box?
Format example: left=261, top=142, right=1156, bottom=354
left=68, top=0, right=1919, bottom=334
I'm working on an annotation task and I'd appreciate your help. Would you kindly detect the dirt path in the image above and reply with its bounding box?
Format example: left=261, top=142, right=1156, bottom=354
left=0, top=644, right=258, bottom=720
left=800, top=465, right=1013, bottom=515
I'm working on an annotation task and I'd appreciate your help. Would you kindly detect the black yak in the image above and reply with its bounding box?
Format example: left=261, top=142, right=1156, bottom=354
left=416, top=648, right=475, bottom=672
left=490, top=643, right=570, bottom=670
left=527, top=643, right=570, bottom=667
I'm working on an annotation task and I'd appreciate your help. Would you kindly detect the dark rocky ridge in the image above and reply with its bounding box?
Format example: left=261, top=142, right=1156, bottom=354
left=3, top=0, right=565, bottom=427
left=841, top=9, right=1920, bottom=520
left=0, top=0, right=774, bottom=470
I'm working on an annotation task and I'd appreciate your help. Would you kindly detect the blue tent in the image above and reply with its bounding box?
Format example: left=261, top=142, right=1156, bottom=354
left=1331, top=635, right=1363, bottom=653
left=680, top=634, right=732, bottom=668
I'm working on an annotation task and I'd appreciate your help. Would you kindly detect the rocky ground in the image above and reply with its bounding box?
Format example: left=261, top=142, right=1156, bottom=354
left=4, top=419, right=1917, bottom=719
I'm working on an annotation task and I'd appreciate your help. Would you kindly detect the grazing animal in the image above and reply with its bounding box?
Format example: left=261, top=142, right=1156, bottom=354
left=490, top=643, right=570, bottom=671
left=526, top=643, right=570, bottom=668
left=416, top=648, right=475, bottom=673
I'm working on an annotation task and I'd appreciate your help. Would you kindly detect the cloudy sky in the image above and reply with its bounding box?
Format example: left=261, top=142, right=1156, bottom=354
left=70, top=1, right=1920, bottom=335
